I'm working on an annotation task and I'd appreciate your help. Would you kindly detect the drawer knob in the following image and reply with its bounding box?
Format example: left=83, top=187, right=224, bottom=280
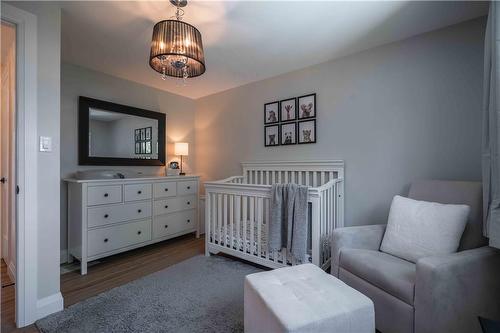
left=165, top=205, right=169, bottom=209
left=104, top=214, right=109, bottom=218
left=137, top=209, right=142, bottom=213
left=104, top=193, right=109, bottom=197
left=137, top=190, right=142, bottom=194
left=187, top=201, right=190, bottom=205
left=164, top=225, right=168, bottom=228
left=187, top=186, right=191, bottom=189
left=164, top=188, right=169, bottom=192
left=187, top=219, right=191, bottom=223
left=104, top=238, right=109, bottom=243
left=137, top=231, right=142, bottom=235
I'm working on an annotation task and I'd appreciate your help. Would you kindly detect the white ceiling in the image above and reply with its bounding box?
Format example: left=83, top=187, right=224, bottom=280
left=60, top=1, right=488, bottom=99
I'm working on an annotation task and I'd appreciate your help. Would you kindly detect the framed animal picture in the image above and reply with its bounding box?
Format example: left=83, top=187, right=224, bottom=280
left=280, top=122, right=297, bottom=145
left=298, top=93, right=316, bottom=119
left=264, top=101, right=279, bottom=124
left=265, top=125, right=280, bottom=147
left=298, top=119, right=316, bottom=144
left=280, top=98, right=297, bottom=122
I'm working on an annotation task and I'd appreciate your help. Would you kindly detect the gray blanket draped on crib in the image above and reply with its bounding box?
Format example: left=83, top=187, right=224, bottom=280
left=269, top=183, right=309, bottom=261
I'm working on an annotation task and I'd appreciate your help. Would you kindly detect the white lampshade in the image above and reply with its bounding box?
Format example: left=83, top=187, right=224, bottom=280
left=174, top=142, right=189, bottom=156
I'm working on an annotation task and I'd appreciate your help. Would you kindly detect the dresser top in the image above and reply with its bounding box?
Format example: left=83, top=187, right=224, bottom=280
left=64, top=175, right=200, bottom=183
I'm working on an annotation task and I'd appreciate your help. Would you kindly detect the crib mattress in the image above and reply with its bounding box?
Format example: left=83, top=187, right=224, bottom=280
left=210, top=221, right=312, bottom=264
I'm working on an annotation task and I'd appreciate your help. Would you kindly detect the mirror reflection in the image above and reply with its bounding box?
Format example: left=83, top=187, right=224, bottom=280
left=89, top=108, right=159, bottom=159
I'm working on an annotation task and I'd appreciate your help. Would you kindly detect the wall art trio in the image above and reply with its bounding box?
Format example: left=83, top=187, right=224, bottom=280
left=264, top=93, right=316, bottom=147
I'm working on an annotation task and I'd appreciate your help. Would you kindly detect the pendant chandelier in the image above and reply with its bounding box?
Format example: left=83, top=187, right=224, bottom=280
left=149, top=0, right=206, bottom=83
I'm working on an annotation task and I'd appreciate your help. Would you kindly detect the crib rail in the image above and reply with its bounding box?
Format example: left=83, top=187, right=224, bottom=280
left=205, top=177, right=344, bottom=269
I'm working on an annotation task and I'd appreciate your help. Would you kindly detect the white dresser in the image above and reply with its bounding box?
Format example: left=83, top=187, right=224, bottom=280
left=65, top=175, right=199, bottom=275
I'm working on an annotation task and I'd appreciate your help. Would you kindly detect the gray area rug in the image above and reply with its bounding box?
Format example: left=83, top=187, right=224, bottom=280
left=36, top=255, right=263, bottom=333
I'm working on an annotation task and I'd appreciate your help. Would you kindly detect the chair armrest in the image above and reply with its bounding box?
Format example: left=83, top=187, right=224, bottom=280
left=331, top=224, right=386, bottom=277
left=415, top=246, right=500, bottom=333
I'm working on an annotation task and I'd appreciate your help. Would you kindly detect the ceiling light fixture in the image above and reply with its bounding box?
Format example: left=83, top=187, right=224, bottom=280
left=149, top=0, right=206, bottom=84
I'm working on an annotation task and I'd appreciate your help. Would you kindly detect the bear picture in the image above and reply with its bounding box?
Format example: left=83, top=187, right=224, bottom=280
left=298, top=93, right=316, bottom=119
left=280, top=122, right=297, bottom=145
left=298, top=119, right=316, bottom=144
left=265, top=125, right=280, bottom=146
left=264, top=101, right=279, bottom=124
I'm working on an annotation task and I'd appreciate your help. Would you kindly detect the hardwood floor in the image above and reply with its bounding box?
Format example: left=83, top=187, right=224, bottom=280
left=1, top=233, right=205, bottom=333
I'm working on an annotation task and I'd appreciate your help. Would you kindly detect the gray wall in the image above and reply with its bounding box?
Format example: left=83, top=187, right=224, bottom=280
left=9, top=2, right=62, bottom=301
left=60, top=62, right=196, bottom=257
left=195, top=18, right=485, bottom=227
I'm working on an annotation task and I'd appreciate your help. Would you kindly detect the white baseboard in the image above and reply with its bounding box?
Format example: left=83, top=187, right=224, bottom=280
left=7, top=261, right=15, bottom=283
left=60, top=249, right=68, bottom=264
left=36, top=292, right=63, bottom=320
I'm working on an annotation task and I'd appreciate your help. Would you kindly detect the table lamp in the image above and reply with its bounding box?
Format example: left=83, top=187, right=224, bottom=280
left=174, top=142, right=189, bottom=176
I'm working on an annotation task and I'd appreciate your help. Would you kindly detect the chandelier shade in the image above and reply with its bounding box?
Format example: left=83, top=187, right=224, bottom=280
left=149, top=19, right=206, bottom=78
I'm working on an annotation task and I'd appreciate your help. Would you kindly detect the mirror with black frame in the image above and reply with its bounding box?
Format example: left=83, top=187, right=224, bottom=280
left=79, top=96, right=166, bottom=166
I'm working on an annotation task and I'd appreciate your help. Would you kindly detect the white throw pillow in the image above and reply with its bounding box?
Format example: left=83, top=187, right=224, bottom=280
left=380, top=195, right=470, bottom=263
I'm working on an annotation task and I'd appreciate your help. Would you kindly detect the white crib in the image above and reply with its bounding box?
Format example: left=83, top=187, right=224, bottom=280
left=204, top=160, right=344, bottom=270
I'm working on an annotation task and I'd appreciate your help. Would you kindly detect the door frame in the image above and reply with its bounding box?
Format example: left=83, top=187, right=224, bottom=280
left=1, top=4, right=38, bottom=327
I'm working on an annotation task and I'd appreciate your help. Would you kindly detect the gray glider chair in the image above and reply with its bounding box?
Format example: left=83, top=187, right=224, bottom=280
left=331, top=180, right=500, bottom=333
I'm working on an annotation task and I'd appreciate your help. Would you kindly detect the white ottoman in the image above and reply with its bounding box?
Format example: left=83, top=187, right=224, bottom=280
left=244, top=264, right=374, bottom=333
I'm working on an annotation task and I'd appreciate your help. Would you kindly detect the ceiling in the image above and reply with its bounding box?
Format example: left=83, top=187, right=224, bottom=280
left=59, top=1, right=488, bottom=99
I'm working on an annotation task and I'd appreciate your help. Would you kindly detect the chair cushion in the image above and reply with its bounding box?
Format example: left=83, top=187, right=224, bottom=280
left=380, top=195, right=470, bottom=263
left=339, top=248, right=416, bottom=305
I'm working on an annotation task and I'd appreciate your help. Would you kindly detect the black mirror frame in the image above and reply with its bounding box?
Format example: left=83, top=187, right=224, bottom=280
left=78, top=96, right=166, bottom=166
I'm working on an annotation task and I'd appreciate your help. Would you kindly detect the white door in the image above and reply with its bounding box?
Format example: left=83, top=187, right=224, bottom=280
left=0, top=20, right=16, bottom=283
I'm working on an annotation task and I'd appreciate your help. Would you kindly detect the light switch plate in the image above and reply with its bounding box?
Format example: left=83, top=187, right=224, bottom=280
left=39, top=136, right=52, bottom=152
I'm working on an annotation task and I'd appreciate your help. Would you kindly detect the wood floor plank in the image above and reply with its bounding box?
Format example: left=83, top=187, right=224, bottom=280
left=1, top=234, right=205, bottom=333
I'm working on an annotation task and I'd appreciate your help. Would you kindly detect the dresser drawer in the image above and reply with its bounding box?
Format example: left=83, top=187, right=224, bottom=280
left=177, top=180, right=198, bottom=196
left=153, top=210, right=195, bottom=239
left=87, top=219, right=151, bottom=257
left=153, top=182, right=177, bottom=199
left=124, top=183, right=152, bottom=202
left=179, top=195, right=196, bottom=211
left=87, top=202, right=152, bottom=228
left=87, top=185, right=122, bottom=206
left=153, top=195, right=196, bottom=216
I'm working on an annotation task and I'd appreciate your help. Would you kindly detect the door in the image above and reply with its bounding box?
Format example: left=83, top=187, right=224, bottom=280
left=1, top=20, right=16, bottom=284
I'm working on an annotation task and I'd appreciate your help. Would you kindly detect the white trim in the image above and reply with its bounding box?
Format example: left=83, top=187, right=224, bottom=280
left=1, top=3, right=39, bottom=327
left=36, top=292, right=63, bottom=320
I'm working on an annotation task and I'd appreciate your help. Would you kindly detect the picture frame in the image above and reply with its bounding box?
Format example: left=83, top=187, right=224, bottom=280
left=264, top=101, right=279, bottom=124
left=280, top=122, right=297, bottom=145
left=298, top=119, right=316, bottom=144
left=297, top=93, right=316, bottom=119
left=280, top=98, right=297, bottom=122
left=264, top=125, right=280, bottom=147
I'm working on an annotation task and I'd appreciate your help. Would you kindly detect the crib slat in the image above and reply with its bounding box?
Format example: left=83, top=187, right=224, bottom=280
left=217, top=194, right=222, bottom=245
left=229, top=195, right=234, bottom=249
left=235, top=195, right=241, bottom=250
left=265, top=198, right=270, bottom=260
left=242, top=196, right=248, bottom=253
left=257, top=198, right=263, bottom=258
left=249, top=197, right=255, bottom=255
left=223, top=194, right=228, bottom=247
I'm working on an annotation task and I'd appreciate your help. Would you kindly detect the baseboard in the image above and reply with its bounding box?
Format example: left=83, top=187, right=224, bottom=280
left=7, top=261, right=15, bottom=283
left=60, top=249, right=68, bottom=264
left=36, top=292, right=63, bottom=320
